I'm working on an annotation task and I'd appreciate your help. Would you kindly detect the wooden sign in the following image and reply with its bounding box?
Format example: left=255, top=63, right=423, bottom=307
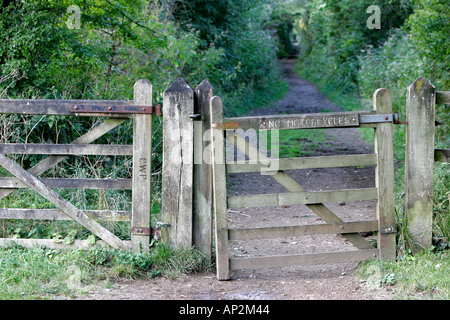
left=223, top=112, right=359, bottom=130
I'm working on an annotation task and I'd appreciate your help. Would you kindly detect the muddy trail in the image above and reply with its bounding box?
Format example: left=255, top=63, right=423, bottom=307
left=76, top=58, right=392, bottom=301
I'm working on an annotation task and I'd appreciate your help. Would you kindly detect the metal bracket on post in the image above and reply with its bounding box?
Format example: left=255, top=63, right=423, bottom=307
left=153, top=222, right=170, bottom=241
left=69, top=104, right=162, bottom=115
left=131, top=227, right=152, bottom=236
left=359, top=113, right=394, bottom=124
left=359, top=113, right=408, bottom=125
left=189, top=114, right=202, bottom=120
left=380, top=225, right=397, bottom=234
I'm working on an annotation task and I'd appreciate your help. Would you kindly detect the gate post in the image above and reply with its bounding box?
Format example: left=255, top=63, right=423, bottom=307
left=209, top=95, right=230, bottom=280
left=405, top=76, right=435, bottom=252
left=373, top=88, right=396, bottom=260
left=193, top=79, right=214, bottom=260
left=132, top=79, right=153, bottom=253
left=162, top=78, right=195, bottom=249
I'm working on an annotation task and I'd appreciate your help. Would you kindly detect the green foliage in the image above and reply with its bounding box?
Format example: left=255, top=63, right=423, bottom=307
left=294, top=0, right=449, bottom=252
left=0, top=0, right=290, bottom=261
left=170, top=0, right=287, bottom=114
left=407, top=0, right=450, bottom=89
left=0, top=0, right=70, bottom=97
left=296, top=0, right=414, bottom=93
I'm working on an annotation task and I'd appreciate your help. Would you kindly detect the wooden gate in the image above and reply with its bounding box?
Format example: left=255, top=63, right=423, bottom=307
left=210, top=89, right=397, bottom=280
left=0, top=80, right=156, bottom=252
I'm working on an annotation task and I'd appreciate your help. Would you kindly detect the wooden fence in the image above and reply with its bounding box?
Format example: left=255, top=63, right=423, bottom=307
left=0, top=76, right=447, bottom=269
left=405, top=76, right=449, bottom=252
left=0, top=80, right=154, bottom=252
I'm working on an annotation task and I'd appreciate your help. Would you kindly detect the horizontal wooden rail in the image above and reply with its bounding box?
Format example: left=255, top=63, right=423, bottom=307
left=228, top=220, right=379, bottom=241
left=0, top=99, right=133, bottom=117
left=227, top=188, right=378, bottom=208
left=0, top=143, right=133, bottom=156
left=226, top=154, right=376, bottom=173
left=0, top=208, right=131, bottom=221
left=229, top=249, right=378, bottom=270
left=436, top=91, right=450, bottom=105
left=0, top=238, right=132, bottom=250
left=0, top=177, right=132, bottom=190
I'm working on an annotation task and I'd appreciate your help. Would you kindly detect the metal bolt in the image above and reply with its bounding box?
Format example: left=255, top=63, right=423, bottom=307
left=385, top=116, right=389, bottom=120
left=73, top=106, right=78, bottom=110
left=108, top=106, right=112, bottom=111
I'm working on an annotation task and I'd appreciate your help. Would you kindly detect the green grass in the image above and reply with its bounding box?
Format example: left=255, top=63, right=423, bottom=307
left=222, top=78, right=289, bottom=117
left=357, top=249, right=450, bottom=299
left=273, top=129, right=331, bottom=158
left=0, top=243, right=211, bottom=300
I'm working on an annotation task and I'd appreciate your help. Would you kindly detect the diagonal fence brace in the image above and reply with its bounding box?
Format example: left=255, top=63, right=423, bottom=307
left=0, top=154, right=125, bottom=249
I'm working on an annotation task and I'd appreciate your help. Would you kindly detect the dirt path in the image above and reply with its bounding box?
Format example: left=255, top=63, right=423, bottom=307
left=77, top=58, right=392, bottom=301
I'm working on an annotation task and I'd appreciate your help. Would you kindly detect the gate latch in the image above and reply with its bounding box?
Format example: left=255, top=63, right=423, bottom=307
left=359, top=113, right=407, bottom=125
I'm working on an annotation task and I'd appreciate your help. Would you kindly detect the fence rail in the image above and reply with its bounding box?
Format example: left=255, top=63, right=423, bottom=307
left=0, top=99, right=134, bottom=117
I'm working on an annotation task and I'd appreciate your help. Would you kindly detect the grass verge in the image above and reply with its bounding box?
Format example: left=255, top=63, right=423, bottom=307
left=0, top=243, right=211, bottom=300
left=357, top=249, right=449, bottom=299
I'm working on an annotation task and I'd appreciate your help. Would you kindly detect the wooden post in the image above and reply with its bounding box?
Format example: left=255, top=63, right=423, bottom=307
left=405, top=76, right=435, bottom=252
left=373, top=88, right=396, bottom=260
left=210, top=95, right=230, bottom=280
left=162, top=78, right=195, bottom=249
left=132, top=79, right=153, bottom=253
left=193, top=79, right=214, bottom=260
